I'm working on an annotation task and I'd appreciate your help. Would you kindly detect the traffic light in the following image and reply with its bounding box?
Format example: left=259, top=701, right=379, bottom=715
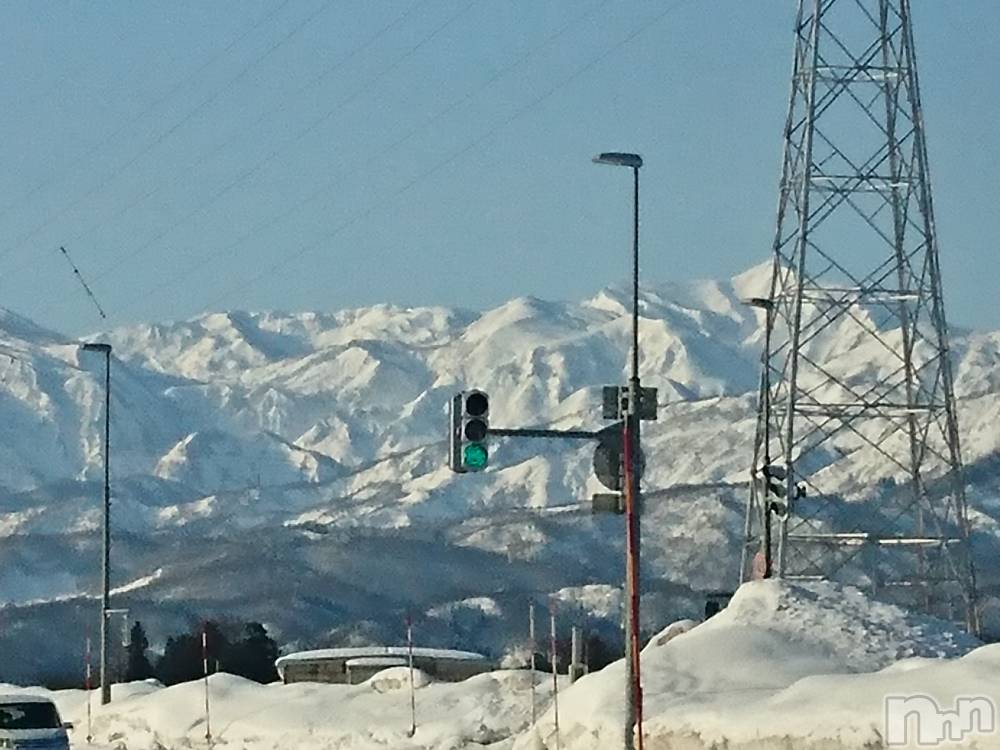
left=761, top=464, right=793, bottom=516
left=449, top=390, right=490, bottom=472
left=592, top=432, right=624, bottom=492
left=592, top=422, right=644, bottom=498
left=762, top=464, right=785, bottom=498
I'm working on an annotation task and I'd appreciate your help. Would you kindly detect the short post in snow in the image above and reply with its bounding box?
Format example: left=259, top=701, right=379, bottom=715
left=407, top=614, right=417, bottom=737
left=202, top=625, right=212, bottom=747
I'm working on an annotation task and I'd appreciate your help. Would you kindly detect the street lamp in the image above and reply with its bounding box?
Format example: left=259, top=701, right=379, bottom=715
left=593, top=151, right=643, bottom=750
left=81, top=341, right=112, bottom=705
left=744, top=298, right=776, bottom=579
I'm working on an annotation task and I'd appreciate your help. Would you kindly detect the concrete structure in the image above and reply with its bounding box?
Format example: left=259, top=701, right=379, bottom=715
left=275, top=647, right=492, bottom=685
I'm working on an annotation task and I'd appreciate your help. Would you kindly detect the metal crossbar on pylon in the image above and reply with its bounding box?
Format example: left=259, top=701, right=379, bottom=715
left=740, top=0, right=979, bottom=633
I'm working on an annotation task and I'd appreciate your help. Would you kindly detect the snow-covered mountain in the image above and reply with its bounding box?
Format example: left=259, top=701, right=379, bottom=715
left=1, top=262, right=998, bottom=682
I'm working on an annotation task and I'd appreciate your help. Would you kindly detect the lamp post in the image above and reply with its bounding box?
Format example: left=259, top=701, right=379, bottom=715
left=745, top=297, right=775, bottom=579
left=593, top=151, right=643, bottom=750
left=81, top=341, right=112, bottom=705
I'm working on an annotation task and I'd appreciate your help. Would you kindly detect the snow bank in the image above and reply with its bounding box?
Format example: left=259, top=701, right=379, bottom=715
left=6, top=669, right=555, bottom=750
left=699, top=578, right=979, bottom=669
left=368, top=665, right=433, bottom=692
left=4, top=580, right=995, bottom=749
left=517, top=579, right=992, bottom=750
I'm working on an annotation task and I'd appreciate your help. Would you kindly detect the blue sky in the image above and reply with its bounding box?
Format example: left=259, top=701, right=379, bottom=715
left=0, top=1, right=996, bottom=335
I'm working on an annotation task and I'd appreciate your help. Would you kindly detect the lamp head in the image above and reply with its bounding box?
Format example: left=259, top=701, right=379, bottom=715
left=592, top=152, right=643, bottom=169
left=744, top=297, right=775, bottom=311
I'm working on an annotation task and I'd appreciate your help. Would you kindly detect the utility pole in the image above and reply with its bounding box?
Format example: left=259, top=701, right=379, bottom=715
left=82, top=342, right=112, bottom=705
left=593, top=151, right=644, bottom=750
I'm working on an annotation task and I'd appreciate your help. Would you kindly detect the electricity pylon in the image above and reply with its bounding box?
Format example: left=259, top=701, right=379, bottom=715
left=740, top=0, right=979, bottom=633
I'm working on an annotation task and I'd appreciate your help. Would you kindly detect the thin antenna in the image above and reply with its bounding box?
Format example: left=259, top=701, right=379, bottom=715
left=59, top=246, right=107, bottom=320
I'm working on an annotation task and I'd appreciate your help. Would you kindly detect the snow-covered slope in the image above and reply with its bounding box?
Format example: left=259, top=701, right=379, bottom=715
left=0, top=263, right=998, bottom=681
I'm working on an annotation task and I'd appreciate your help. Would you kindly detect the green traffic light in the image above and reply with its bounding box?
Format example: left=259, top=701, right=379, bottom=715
left=463, top=443, right=488, bottom=470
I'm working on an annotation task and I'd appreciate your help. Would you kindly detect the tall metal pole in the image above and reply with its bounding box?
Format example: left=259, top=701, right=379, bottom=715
left=82, top=342, right=112, bottom=705
left=591, top=151, right=644, bottom=750
left=624, top=164, right=642, bottom=750
left=100, top=346, right=111, bottom=706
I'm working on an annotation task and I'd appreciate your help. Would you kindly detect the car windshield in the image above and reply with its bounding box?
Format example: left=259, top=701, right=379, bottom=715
left=0, top=702, right=61, bottom=730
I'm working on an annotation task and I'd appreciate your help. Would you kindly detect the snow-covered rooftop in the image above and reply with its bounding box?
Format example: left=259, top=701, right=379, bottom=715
left=344, top=657, right=409, bottom=668
left=275, top=646, right=488, bottom=669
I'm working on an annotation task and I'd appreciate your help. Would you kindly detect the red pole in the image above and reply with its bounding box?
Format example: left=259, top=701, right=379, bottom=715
left=622, top=421, right=643, bottom=750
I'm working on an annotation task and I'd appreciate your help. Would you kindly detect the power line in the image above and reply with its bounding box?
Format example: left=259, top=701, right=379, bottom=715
left=84, top=0, right=459, bottom=282
left=107, top=0, right=607, bottom=320
left=0, top=0, right=295, bottom=225
left=20, top=0, right=432, bottom=285
left=58, top=246, right=107, bottom=321
left=0, top=0, right=329, bottom=265
left=212, top=0, right=690, bottom=312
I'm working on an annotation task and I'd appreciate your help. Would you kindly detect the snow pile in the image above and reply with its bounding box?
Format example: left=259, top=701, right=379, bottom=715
left=703, top=578, right=980, bottom=669
left=368, top=665, right=432, bottom=692
left=4, top=670, right=551, bottom=750
left=1, top=580, right=996, bottom=749
left=518, top=579, right=992, bottom=750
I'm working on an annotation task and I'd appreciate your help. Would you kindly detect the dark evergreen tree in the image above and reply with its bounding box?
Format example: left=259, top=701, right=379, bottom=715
left=155, top=621, right=229, bottom=686
left=227, top=622, right=279, bottom=683
left=156, top=633, right=199, bottom=686
left=584, top=632, right=620, bottom=671
left=125, top=621, right=154, bottom=682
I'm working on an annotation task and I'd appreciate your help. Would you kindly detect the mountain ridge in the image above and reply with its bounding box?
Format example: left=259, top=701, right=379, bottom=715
left=0, top=263, right=997, bottom=681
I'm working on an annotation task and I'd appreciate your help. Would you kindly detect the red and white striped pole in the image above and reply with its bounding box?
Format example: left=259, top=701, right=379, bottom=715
left=202, top=626, right=212, bottom=746
left=85, top=633, right=93, bottom=744
left=549, top=602, right=561, bottom=750
left=528, top=602, right=537, bottom=725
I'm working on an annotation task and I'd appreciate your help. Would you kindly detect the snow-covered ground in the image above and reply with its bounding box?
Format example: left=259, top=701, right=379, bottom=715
left=4, top=580, right=996, bottom=750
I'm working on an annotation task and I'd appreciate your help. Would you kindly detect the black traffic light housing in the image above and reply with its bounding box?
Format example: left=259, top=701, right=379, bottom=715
left=449, top=390, right=490, bottom=472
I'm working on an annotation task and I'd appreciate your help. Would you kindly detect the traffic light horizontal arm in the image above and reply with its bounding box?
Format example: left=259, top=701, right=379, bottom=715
left=488, top=426, right=616, bottom=440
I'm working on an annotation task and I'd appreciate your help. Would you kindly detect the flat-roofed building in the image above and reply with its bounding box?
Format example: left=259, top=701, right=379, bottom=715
left=275, top=647, right=492, bottom=685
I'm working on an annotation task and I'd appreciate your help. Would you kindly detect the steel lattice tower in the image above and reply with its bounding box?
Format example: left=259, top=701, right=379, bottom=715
left=739, top=0, right=979, bottom=632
